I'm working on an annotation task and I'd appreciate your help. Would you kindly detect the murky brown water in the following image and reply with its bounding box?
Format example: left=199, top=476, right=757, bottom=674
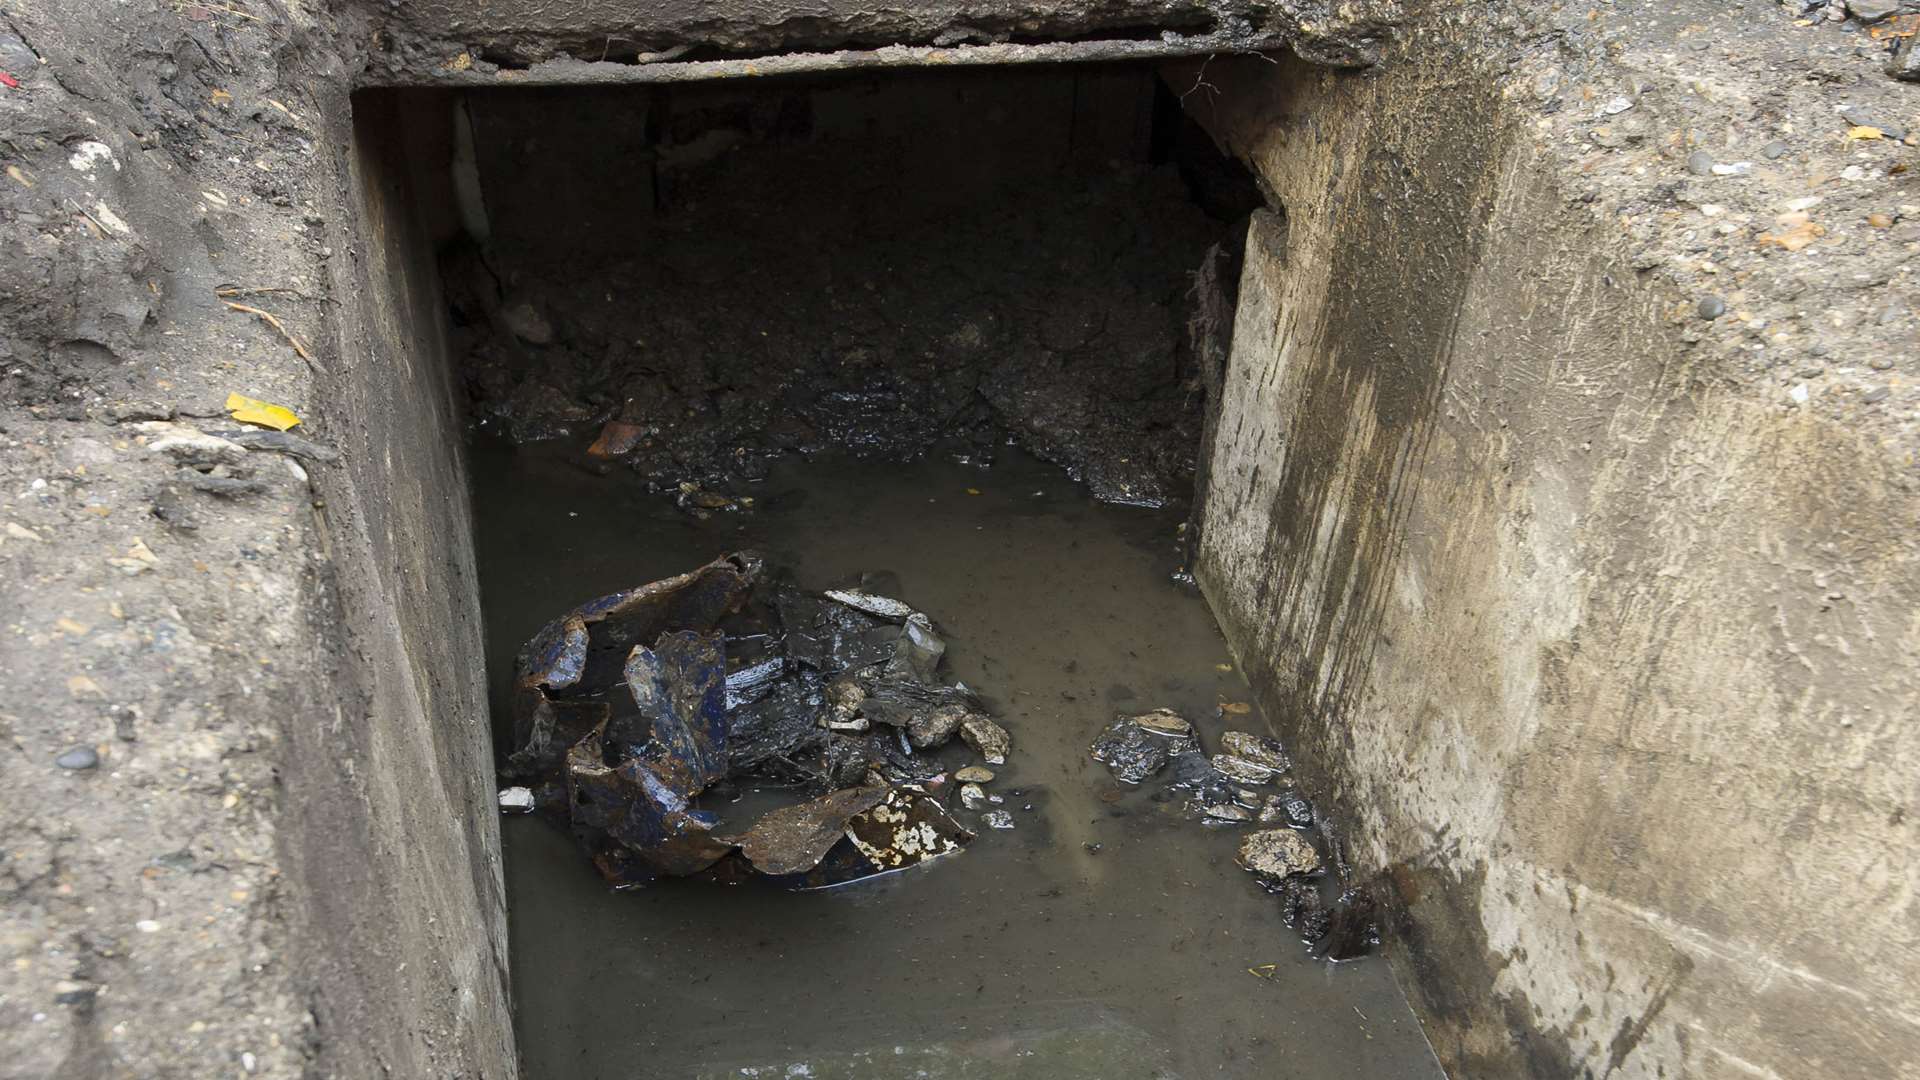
left=473, top=442, right=1442, bottom=1079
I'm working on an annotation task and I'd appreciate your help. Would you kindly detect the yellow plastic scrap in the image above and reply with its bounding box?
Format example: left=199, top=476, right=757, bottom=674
left=1848, top=126, right=1885, bottom=141
left=225, top=392, right=301, bottom=431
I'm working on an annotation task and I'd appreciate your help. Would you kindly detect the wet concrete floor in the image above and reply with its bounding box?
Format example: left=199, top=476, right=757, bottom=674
left=474, top=442, right=1443, bottom=1079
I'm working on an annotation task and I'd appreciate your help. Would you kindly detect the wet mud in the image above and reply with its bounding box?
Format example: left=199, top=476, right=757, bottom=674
left=446, top=69, right=1257, bottom=509
left=474, top=442, right=1442, bottom=1078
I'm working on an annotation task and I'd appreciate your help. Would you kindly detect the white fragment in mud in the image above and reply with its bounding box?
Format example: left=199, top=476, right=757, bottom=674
left=1212, top=753, right=1276, bottom=786
left=1790, top=383, right=1811, bottom=405
left=91, top=201, right=131, bottom=235
left=135, top=919, right=161, bottom=933
left=960, top=782, right=988, bottom=810
left=136, top=422, right=248, bottom=466
left=1204, top=803, right=1253, bottom=823
left=981, top=810, right=1015, bottom=830
left=68, top=140, right=117, bottom=173
left=824, top=589, right=916, bottom=620
left=497, top=787, right=535, bottom=814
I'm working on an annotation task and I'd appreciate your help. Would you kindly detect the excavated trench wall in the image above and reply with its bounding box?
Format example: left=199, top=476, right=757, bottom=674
left=1179, top=45, right=1920, bottom=1080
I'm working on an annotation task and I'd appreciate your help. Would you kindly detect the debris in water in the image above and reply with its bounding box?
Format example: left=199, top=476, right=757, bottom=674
left=980, top=809, right=1016, bottom=830
left=959, top=714, right=1011, bottom=765
left=1089, top=710, right=1198, bottom=783
left=846, top=785, right=973, bottom=870
left=1237, top=829, right=1322, bottom=884
left=824, top=589, right=917, bottom=621
left=1211, top=753, right=1277, bottom=786
left=960, top=782, right=989, bottom=809
left=730, top=782, right=891, bottom=875
left=954, top=765, right=995, bottom=783
left=502, top=553, right=1010, bottom=889
left=1220, top=730, right=1290, bottom=773
left=1203, top=803, right=1253, bottom=823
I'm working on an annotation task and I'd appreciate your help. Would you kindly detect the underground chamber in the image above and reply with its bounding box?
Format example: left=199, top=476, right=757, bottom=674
left=353, top=65, right=1443, bottom=1077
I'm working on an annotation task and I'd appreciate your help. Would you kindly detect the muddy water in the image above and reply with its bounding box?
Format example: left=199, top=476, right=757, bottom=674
left=473, top=443, right=1441, bottom=1080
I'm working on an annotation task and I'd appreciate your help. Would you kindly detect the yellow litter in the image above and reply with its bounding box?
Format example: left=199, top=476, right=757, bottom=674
left=1848, top=126, right=1885, bottom=141
left=226, top=392, right=301, bottom=430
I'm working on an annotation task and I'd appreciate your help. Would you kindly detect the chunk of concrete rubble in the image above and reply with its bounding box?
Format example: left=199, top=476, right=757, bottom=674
left=960, top=714, right=1011, bottom=765
left=907, top=702, right=970, bottom=749
left=954, top=765, right=995, bottom=783
left=1203, top=803, right=1252, bottom=823
left=1219, top=730, right=1290, bottom=773
left=980, top=809, right=1015, bottom=830
left=960, top=782, right=989, bottom=809
left=497, top=786, right=535, bottom=813
left=1237, top=829, right=1322, bottom=882
left=1090, top=710, right=1198, bottom=783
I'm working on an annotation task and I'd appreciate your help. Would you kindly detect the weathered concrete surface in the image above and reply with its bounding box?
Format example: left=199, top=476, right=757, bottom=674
left=0, top=2, right=513, bottom=1076
left=362, top=0, right=1398, bottom=76
left=1183, top=16, right=1920, bottom=1080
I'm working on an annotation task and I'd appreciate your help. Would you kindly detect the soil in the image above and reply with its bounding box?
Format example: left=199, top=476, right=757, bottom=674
left=441, top=72, right=1254, bottom=508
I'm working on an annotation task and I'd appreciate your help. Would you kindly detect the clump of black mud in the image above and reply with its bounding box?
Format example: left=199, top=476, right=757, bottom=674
left=441, top=70, right=1255, bottom=507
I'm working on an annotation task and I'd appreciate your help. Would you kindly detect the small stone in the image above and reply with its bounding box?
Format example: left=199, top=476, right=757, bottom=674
left=1869, top=357, right=1896, bottom=371
left=1686, top=149, right=1715, bottom=176
left=954, top=766, right=995, bottom=783
left=1220, top=731, right=1291, bottom=772
left=1843, top=107, right=1906, bottom=141
left=1212, top=753, right=1276, bottom=786
left=1863, top=386, right=1891, bottom=403
left=1237, top=829, right=1322, bottom=882
left=960, top=715, right=1010, bottom=765
left=1273, top=789, right=1315, bottom=828
left=135, top=919, right=161, bottom=933
left=980, top=809, right=1015, bottom=830
left=1868, top=212, right=1894, bottom=228
left=497, top=787, right=535, bottom=813
left=1600, top=96, right=1634, bottom=116
left=1131, top=708, right=1193, bottom=736
left=1698, top=296, right=1727, bottom=320
left=1203, top=803, right=1252, bottom=823
left=960, top=783, right=988, bottom=809
left=1710, top=161, right=1752, bottom=177
left=1846, top=0, right=1898, bottom=22
left=1889, top=37, right=1920, bottom=82
left=907, top=703, right=969, bottom=749
left=821, top=713, right=871, bottom=733
left=55, top=746, right=99, bottom=770
left=1763, top=140, right=1790, bottom=160
left=499, top=299, right=554, bottom=345
left=4, top=522, right=42, bottom=542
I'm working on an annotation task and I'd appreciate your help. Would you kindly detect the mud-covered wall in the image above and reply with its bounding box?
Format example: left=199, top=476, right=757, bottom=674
left=299, top=89, right=517, bottom=1076
left=1183, top=47, right=1920, bottom=1080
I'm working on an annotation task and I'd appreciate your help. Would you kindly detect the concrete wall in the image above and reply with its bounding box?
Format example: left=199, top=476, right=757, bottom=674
left=1182, top=46, right=1920, bottom=1080
left=283, top=90, right=517, bottom=1077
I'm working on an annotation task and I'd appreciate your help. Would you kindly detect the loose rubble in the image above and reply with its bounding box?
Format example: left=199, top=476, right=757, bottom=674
left=1089, top=709, right=1380, bottom=959
left=501, top=553, right=1018, bottom=889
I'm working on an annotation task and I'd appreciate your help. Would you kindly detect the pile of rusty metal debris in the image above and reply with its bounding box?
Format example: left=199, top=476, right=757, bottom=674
left=497, top=553, right=1013, bottom=889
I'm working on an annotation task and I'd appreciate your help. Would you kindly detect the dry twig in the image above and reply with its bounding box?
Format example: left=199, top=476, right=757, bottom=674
left=222, top=300, right=324, bottom=372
